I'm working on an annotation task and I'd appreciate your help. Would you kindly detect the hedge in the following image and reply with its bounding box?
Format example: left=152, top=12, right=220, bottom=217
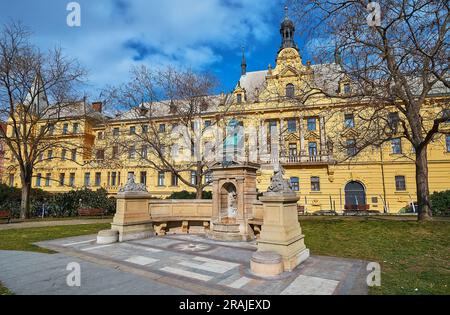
left=0, top=184, right=116, bottom=218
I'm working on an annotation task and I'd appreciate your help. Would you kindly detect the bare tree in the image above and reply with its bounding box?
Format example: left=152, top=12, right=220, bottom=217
left=288, top=0, right=449, bottom=221
left=102, top=66, right=236, bottom=199
left=0, top=22, right=86, bottom=218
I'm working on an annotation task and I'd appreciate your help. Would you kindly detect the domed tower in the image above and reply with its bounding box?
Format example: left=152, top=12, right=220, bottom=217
left=279, top=6, right=298, bottom=52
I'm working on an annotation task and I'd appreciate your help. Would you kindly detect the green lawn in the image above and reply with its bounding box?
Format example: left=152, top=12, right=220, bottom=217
left=0, top=282, right=13, bottom=295
left=301, top=217, right=450, bottom=295
left=0, top=223, right=110, bottom=254
left=0, top=219, right=448, bottom=295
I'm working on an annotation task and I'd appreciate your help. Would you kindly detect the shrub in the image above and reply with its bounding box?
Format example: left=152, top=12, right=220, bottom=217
left=430, top=190, right=450, bottom=216
left=0, top=185, right=116, bottom=218
left=167, top=190, right=212, bottom=200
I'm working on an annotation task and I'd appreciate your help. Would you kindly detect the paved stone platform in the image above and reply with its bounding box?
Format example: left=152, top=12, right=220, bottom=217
left=1, top=234, right=369, bottom=295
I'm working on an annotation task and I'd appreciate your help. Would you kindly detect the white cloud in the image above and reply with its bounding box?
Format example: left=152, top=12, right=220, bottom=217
left=0, top=0, right=282, bottom=94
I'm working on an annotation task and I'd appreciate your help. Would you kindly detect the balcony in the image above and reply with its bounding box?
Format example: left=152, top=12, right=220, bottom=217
left=259, top=152, right=334, bottom=167
left=280, top=152, right=334, bottom=165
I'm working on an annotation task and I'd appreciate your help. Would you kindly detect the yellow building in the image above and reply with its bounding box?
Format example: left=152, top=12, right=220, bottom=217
left=4, top=13, right=450, bottom=214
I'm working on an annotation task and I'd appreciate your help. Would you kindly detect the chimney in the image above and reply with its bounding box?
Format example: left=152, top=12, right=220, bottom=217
left=92, top=102, right=103, bottom=113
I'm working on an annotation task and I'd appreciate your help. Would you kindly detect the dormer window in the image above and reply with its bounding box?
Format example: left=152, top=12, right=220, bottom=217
left=237, top=94, right=242, bottom=104
left=286, top=84, right=295, bottom=98
left=343, top=84, right=351, bottom=95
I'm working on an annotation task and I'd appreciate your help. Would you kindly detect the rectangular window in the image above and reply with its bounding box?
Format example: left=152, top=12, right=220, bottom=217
left=97, top=131, right=104, bottom=140
left=311, top=177, right=320, bottom=192
left=388, top=112, right=399, bottom=131
left=141, top=145, right=148, bottom=159
left=36, top=174, right=42, bottom=187
left=129, top=126, right=136, bottom=135
left=343, top=84, right=351, bottom=94
left=45, top=173, right=51, bottom=187
left=9, top=174, right=14, bottom=187
left=69, top=173, right=75, bottom=187
left=71, top=149, right=77, bottom=161
left=129, top=146, right=136, bottom=159
left=159, top=124, right=166, bottom=133
left=307, top=118, right=316, bottom=131
left=96, top=149, right=105, bottom=160
left=63, top=123, right=68, bottom=135
left=443, top=109, right=450, bottom=124
left=236, top=94, right=242, bottom=104
left=395, top=176, right=406, bottom=191
left=112, top=146, right=119, bottom=159
left=111, top=172, right=117, bottom=186
left=445, top=134, right=450, bottom=153
left=95, top=173, right=101, bottom=186
left=171, top=173, right=178, bottom=187
left=142, top=125, right=149, bottom=134
left=38, top=153, right=44, bottom=162
left=204, top=120, right=212, bottom=128
left=289, top=143, right=298, bottom=159
left=73, top=123, right=79, bottom=134
left=205, top=171, right=213, bottom=184
left=61, top=149, right=67, bottom=160
left=48, top=150, right=53, bottom=160
left=308, top=142, right=318, bottom=157
left=191, top=171, right=197, bottom=185
left=140, top=171, right=147, bottom=186
left=344, top=114, right=355, bottom=129
left=392, top=138, right=402, bottom=154
left=113, top=127, right=120, bottom=137
left=290, top=177, right=300, bottom=191
left=158, top=172, right=165, bottom=186
left=48, top=124, right=55, bottom=136
left=347, top=139, right=357, bottom=157
left=84, top=173, right=91, bottom=187
left=59, top=173, right=65, bottom=187
left=287, top=119, right=297, bottom=133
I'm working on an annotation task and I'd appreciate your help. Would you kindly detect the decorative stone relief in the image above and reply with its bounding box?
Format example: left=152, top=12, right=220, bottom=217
left=119, top=174, right=148, bottom=193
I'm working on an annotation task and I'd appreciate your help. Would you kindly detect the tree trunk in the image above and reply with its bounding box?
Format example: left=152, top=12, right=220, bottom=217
left=20, top=180, right=32, bottom=219
left=416, top=148, right=433, bottom=221
left=196, top=186, right=203, bottom=200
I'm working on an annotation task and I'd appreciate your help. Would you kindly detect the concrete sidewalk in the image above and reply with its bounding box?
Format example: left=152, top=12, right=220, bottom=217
left=0, top=219, right=112, bottom=231
left=0, top=250, right=192, bottom=295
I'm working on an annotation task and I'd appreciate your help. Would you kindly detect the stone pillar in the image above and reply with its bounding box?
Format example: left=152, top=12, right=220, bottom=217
left=251, top=168, right=310, bottom=276
left=320, top=116, right=327, bottom=157
left=111, top=175, right=154, bottom=242
left=299, top=116, right=306, bottom=161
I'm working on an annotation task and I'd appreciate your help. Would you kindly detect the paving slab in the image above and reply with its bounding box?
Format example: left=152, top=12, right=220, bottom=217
left=0, top=234, right=370, bottom=295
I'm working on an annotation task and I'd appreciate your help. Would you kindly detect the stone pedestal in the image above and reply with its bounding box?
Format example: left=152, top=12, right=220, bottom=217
left=209, top=162, right=260, bottom=242
left=257, top=193, right=309, bottom=272
left=111, top=191, right=155, bottom=242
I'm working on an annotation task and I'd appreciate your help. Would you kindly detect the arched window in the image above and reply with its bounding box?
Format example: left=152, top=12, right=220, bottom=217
left=286, top=84, right=295, bottom=98
left=345, top=181, right=366, bottom=209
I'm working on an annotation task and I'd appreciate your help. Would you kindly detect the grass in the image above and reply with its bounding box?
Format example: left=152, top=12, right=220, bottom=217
left=301, top=217, right=450, bottom=295
left=0, top=223, right=110, bottom=254
left=0, top=219, right=448, bottom=295
left=0, top=282, right=13, bottom=295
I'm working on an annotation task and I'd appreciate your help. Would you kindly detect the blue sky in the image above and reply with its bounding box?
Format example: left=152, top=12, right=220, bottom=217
left=0, top=0, right=312, bottom=98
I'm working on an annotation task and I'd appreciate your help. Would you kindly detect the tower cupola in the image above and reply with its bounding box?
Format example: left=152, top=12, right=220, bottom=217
left=279, top=6, right=298, bottom=52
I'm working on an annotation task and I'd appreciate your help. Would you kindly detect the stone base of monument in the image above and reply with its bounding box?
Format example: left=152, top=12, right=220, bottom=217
left=250, top=251, right=284, bottom=277
left=209, top=219, right=255, bottom=242
left=111, top=221, right=155, bottom=242
left=97, top=229, right=119, bottom=245
left=257, top=191, right=310, bottom=272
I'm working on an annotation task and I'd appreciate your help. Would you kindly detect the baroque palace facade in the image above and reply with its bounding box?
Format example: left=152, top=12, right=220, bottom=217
left=4, top=12, right=450, bottom=214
